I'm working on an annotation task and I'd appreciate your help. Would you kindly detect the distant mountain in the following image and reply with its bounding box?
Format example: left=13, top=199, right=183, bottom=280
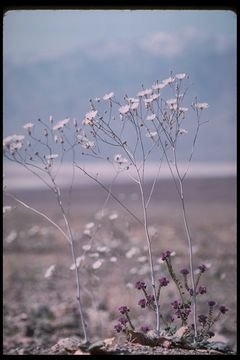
left=3, top=44, right=236, bottom=162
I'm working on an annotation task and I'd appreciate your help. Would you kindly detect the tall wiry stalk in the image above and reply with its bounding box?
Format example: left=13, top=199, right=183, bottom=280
left=3, top=73, right=209, bottom=341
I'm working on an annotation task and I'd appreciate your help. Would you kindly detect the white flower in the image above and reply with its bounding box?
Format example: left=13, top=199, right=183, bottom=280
left=194, top=102, right=209, bottom=110
left=52, top=117, right=70, bottom=130
left=146, top=131, right=158, bottom=138
left=85, top=222, right=95, bottom=229
left=114, top=154, right=128, bottom=164
left=82, top=112, right=97, bottom=125
left=110, top=256, right=117, bottom=263
left=44, top=265, right=56, bottom=279
left=85, top=110, right=98, bottom=120
left=126, top=97, right=139, bottom=104
left=10, top=142, right=23, bottom=151
left=82, top=244, right=91, bottom=251
left=70, top=256, right=85, bottom=270
left=109, top=213, right=118, bottom=220
left=130, top=102, right=139, bottom=110
left=96, top=245, right=110, bottom=253
left=146, top=114, right=156, bottom=121
left=92, top=259, right=104, bottom=270
left=77, top=134, right=95, bottom=149
left=49, top=115, right=53, bottom=123
left=137, top=88, right=153, bottom=97
left=152, top=82, right=167, bottom=90
left=125, top=247, right=140, bottom=259
left=166, top=98, right=177, bottom=106
left=23, top=122, right=34, bottom=130
left=46, top=154, right=59, bottom=160
left=103, top=92, right=114, bottom=100
left=3, top=206, right=13, bottom=214
left=162, top=76, right=175, bottom=85
left=94, top=97, right=101, bottom=102
left=3, top=134, right=25, bottom=147
left=119, top=105, right=130, bottom=115
left=151, top=93, right=160, bottom=101
left=179, top=107, right=188, bottom=113
left=175, top=73, right=187, bottom=80
left=178, top=128, right=188, bottom=134
left=5, top=230, right=17, bottom=243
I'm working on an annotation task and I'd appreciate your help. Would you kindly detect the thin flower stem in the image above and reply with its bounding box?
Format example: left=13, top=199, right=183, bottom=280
left=4, top=191, right=70, bottom=242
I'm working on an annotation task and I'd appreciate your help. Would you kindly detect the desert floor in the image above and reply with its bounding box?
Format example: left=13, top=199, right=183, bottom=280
left=3, top=176, right=237, bottom=354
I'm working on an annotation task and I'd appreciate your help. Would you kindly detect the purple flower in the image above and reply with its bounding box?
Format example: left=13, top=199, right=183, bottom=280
left=198, top=285, right=207, bottom=295
left=159, top=277, right=170, bottom=287
left=171, top=300, right=180, bottom=309
left=147, top=294, right=155, bottom=304
left=118, top=306, right=130, bottom=314
left=219, top=305, right=229, bottom=314
left=180, top=268, right=189, bottom=275
left=198, top=314, right=207, bottom=324
left=160, top=250, right=171, bottom=261
left=198, top=264, right=207, bottom=273
left=138, top=298, right=147, bottom=308
left=135, top=281, right=147, bottom=290
left=141, top=325, right=151, bottom=334
left=208, top=331, right=215, bottom=338
left=208, top=300, right=216, bottom=307
left=114, top=323, right=123, bottom=333
left=118, top=317, right=128, bottom=325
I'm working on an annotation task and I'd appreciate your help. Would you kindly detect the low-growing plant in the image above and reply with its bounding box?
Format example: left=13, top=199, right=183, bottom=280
left=114, top=250, right=229, bottom=348
left=3, top=71, right=230, bottom=350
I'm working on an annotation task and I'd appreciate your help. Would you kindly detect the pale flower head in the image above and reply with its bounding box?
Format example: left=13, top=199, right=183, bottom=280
left=175, top=73, right=187, bottom=80
left=3, top=134, right=25, bottom=147
left=194, top=102, right=209, bottom=110
left=46, top=154, right=59, bottom=160
left=152, top=82, right=167, bottom=90
left=23, top=122, right=34, bottom=131
left=162, top=76, right=175, bottom=85
left=85, top=110, right=98, bottom=120
left=52, top=117, right=70, bottom=130
left=146, top=114, right=156, bottom=121
left=130, top=102, right=139, bottom=111
left=103, top=92, right=114, bottom=100
left=179, top=107, right=188, bottom=113
left=178, top=128, right=188, bottom=134
left=3, top=206, right=13, bottom=214
left=119, top=105, right=130, bottom=115
left=44, top=265, right=56, bottom=279
left=146, top=131, right=158, bottom=138
left=114, top=154, right=128, bottom=165
left=137, top=88, right=152, bottom=97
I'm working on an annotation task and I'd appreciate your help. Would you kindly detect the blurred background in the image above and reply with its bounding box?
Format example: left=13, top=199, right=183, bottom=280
left=3, top=9, right=237, bottom=354
left=3, top=9, right=236, bottom=164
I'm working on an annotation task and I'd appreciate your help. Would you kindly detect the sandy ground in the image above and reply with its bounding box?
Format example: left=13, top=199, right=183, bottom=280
left=3, top=176, right=237, bottom=354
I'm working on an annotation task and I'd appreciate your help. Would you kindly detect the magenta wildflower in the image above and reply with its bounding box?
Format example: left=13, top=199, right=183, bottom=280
left=114, top=323, right=122, bottom=333
left=118, top=306, right=130, bottom=314
left=159, top=277, right=170, bottom=287
left=198, top=264, right=207, bottom=273
left=219, top=305, right=229, bottom=314
left=160, top=250, right=171, bottom=261
left=198, top=285, right=207, bottom=295
left=198, top=314, right=207, bottom=325
left=141, top=325, right=151, bottom=334
left=208, top=331, right=215, bottom=338
left=138, top=298, right=147, bottom=308
left=118, top=317, right=128, bottom=325
left=180, top=268, right=189, bottom=275
left=135, top=281, right=147, bottom=290
left=208, top=301, right=216, bottom=307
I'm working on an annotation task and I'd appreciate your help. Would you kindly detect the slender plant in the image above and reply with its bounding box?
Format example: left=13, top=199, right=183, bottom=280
left=3, top=72, right=209, bottom=342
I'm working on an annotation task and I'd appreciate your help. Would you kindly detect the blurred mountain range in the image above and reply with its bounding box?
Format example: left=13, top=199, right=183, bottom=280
left=3, top=41, right=236, bottom=162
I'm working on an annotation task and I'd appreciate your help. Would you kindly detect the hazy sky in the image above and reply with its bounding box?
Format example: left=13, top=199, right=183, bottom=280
left=4, top=9, right=236, bottom=64
left=3, top=9, right=237, bottom=164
